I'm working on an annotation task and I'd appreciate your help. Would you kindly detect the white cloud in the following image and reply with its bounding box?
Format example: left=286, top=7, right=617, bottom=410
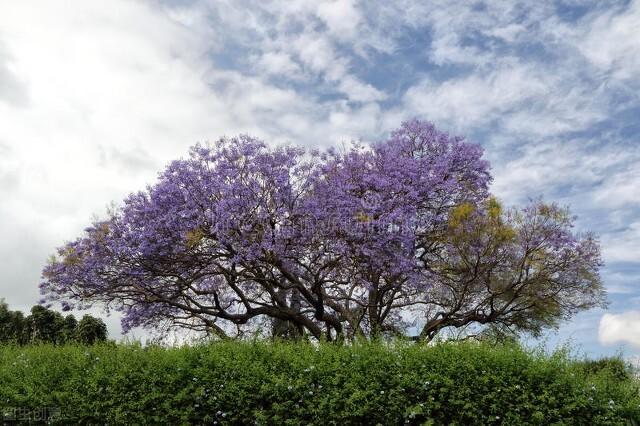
left=285, top=30, right=385, bottom=102
left=599, top=311, right=640, bottom=347
left=316, top=0, right=362, bottom=42
left=399, top=58, right=609, bottom=139
left=575, top=0, right=640, bottom=81
left=601, top=222, right=640, bottom=263
left=393, top=1, right=636, bottom=140
left=401, top=61, right=549, bottom=131
left=602, top=268, right=640, bottom=294
left=254, top=51, right=304, bottom=79
left=291, top=32, right=344, bottom=77
left=337, top=76, right=385, bottom=103
left=402, top=1, right=556, bottom=67
left=0, top=44, right=29, bottom=107
left=593, top=166, right=640, bottom=208
left=202, top=0, right=386, bottom=103
left=487, top=23, right=527, bottom=43
left=489, top=138, right=633, bottom=203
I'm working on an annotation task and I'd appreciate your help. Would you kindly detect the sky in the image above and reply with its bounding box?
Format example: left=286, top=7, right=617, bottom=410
left=0, top=0, right=638, bottom=357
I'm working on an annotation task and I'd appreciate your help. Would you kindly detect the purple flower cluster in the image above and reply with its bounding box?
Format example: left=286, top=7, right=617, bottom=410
left=40, top=120, right=605, bottom=340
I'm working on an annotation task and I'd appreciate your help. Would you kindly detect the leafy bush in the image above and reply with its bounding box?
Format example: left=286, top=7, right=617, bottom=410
left=577, top=357, right=633, bottom=383
left=0, top=341, right=638, bottom=425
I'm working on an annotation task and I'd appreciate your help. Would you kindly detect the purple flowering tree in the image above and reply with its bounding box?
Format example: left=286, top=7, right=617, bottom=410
left=41, top=120, right=606, bottom=341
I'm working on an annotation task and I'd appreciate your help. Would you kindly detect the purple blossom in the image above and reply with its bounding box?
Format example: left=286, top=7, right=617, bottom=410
left=39, top=120, right=605, bottom=340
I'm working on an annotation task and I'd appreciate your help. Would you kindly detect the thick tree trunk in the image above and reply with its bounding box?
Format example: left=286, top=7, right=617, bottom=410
left=272, top=288, right=303, bottom=340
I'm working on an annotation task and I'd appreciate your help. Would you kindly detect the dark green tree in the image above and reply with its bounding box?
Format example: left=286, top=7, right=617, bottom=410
left=0, top=300, right=28, bottom=344
left=0, top=300, right=108, bottom=345
left=59, top=315, right=78, bottom=344
left=26, top=305, right=62, bottom=343
left=76, top=315, right=108, bottom=344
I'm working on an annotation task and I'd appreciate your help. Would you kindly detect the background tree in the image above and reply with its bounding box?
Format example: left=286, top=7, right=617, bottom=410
left=0, top=299, right=28, bottom=344
left=40, top=120, right=606, bottom=342
left=0, top=300, right=107, bottom=345
left=25, top=305, right=61, bottom=343
left=76, top=315, right=108, bottom=345
left=59, top=315, right=78, bottom=344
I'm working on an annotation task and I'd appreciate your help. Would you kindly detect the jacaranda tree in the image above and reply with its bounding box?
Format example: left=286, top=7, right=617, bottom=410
left=41, top=120, right=606, bottom=341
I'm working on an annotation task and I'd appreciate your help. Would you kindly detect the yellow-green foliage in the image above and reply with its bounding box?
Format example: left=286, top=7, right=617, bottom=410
left=94, top=222, right=110, bottom=242
left=0, top=341, right=637, bottom=425
left=487, top=196, right=502, bottom=219
left=354, top=211, right=372, bottom=223
left=184, top=228, right=206, bottom=249
left=448, top=199, right=516, bottom=245
left=47, top=254, right=57, bottom=265
left=61, top=246, right=81, bottom=267
left=449, top=202, right=476, bottom=229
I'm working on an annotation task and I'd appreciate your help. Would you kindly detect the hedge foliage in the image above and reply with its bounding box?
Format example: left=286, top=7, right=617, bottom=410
left=0, top=341, right=638, bottom=425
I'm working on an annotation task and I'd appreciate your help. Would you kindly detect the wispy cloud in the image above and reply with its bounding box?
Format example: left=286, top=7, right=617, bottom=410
left=573, top=0, right=640, bottom=81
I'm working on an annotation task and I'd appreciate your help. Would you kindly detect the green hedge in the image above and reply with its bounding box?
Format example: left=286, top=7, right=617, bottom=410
left=0, top=341, right=638, bottom=425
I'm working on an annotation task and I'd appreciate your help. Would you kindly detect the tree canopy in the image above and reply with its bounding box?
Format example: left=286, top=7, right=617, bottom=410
left=0, top=300, right=108, bottom=345
left=40, top=120, right=605, bottom=341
